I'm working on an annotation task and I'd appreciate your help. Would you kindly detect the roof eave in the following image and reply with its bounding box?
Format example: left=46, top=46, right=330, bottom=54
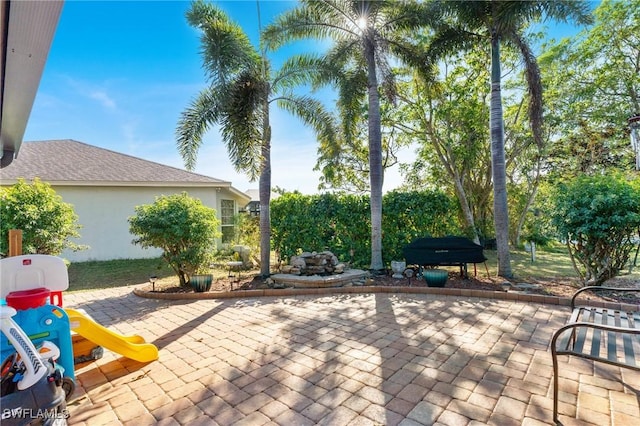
left=0, top=178, right=252, bottom=203
left=0, top=0, right=63, bottom=167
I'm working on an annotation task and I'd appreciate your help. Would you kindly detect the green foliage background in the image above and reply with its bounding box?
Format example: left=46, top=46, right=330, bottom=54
left=0, top=178, right=84, bottom=256
left=271, top=190, right=459, bottom=268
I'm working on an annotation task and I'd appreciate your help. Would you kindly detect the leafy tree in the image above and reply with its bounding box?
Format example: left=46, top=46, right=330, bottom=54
left=540, top=0, right=639, bottom=178
left=264, top=0, right=431, bottom=272
left=396, top=51, right=493, bottom=244
left=176, top=0, right=335, bottom=277
left=551, top=174, right=640, bottom=286
left=0, top=178, right=85, bottom=256
left=316, top=102, right=405, bottom=194
left=424, top=0, right=592, bottom=278
left=128, top=193, right=220, bottom=287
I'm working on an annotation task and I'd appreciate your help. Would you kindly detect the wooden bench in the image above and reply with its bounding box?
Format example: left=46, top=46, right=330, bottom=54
left=550, top=286, right=640, bottom=423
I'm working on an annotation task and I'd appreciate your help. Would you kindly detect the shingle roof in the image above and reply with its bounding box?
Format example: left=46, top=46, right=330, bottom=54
left=0, top=139, right=229, bottom=186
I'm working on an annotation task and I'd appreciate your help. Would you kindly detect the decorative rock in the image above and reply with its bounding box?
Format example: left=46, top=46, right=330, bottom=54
left=283, top=250, right=346, bottom=276
left=291, top=257, right=306, bottom=269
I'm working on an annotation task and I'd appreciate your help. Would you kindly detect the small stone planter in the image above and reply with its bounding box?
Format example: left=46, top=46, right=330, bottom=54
left=390, top=261, right=406, bottom=279
left=190, top=274, right=213, bottom=292
left=422, top=269, right=448, bottom=287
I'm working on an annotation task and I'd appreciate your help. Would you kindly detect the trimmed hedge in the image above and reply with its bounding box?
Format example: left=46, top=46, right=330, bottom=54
left=271, top=190, right=460, bottom=269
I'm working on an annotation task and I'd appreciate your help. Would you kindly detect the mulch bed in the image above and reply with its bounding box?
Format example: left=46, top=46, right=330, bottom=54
left=140, top=270, right=640, bottom=305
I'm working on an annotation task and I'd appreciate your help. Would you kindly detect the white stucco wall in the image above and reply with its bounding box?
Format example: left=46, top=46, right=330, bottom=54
left=54, top=185, right=243, bottom=262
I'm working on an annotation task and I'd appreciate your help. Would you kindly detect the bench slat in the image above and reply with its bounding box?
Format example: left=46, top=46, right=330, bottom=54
left=621, top=311, right=637, bottom=367
left=590, top=308, right=603, bottom=357
left=573, top=308, right=592, bottom=354
left=633, top=312, right=640, bottom=365
left=607, top=309, right=619, bottom=363
left=551, top=286, right=640, bottom=424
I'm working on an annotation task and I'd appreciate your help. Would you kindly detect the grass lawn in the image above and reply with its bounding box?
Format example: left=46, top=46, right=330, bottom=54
left=67, top=245, right=638, bottom=292
left=484, top=247, right=578, bottom=281
left=67, top=257, right=247, bottom=292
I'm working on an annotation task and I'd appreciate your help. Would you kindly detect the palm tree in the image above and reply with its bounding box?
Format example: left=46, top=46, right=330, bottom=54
left=176, top=0, right=335, bottom=277
left=425, top=0, right=592, bottom=278
left=264, top=0, right=430, bottom=272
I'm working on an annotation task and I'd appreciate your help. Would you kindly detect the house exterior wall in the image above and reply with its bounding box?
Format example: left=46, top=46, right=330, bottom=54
left=52, top=185, right=242, bottom=262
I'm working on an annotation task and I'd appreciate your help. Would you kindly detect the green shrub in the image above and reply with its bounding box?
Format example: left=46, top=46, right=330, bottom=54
left=551, top=174, right=640, bottom=285
left=128, top=193, right=220, bottom=287
left=271, top=190, right=460, bottom=268
left=271, top=192, right=370, bottom=266
left=0, top=178, right=85, bottom=255
left=381, top=190, right=459, bottom=262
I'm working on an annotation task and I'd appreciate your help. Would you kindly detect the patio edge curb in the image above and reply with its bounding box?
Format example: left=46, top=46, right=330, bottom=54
left=131, top=286, right=595, bottom=307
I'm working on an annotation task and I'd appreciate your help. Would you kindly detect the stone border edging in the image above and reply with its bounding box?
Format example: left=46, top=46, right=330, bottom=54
left=133, top=286, right=639, bottom=312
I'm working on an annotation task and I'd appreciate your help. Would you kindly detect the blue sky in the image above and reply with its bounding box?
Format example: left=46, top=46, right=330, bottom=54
left=25, top=0, right=333, bottom=194
left=24, top=0, right=593, bottom=194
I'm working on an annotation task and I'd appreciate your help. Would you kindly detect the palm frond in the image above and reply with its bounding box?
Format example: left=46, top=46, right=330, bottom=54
left=271, top=54, right=326, bottom=92
left=508, top=31, right=544, bottom=150
left=175, top=86, right=221, bottom=170
left=427, top=26, right=481, bottom=62
left=264, top=0, right=359, bottom=50
left=187, top=0, right=260, bottom=85
left=276, top=94, right=338, bottom=146
left=219, top=69, right=269, bottom=179
left=540, top=0, right=593, bottom=27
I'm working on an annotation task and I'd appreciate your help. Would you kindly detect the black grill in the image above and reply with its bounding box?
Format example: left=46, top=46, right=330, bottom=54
left=402, top=236, right=487, bottom=278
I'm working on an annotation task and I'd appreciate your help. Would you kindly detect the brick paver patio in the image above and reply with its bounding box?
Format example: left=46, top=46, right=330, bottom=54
left=63, top=287, right=639, bottom=425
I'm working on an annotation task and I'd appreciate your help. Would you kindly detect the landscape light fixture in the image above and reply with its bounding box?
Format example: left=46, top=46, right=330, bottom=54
left=149, top=275, right=157, bottom=292
left=629, top=113, right=640, bottom=170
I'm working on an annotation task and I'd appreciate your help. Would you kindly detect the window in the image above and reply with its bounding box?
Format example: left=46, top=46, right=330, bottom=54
left=220, top=199, right=235, bottom=243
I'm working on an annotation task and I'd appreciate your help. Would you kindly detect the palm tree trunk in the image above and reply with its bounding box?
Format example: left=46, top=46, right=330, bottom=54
left=259, top=99, right=272, bottom=277
left=365, top=38, right=384, bottom=272
left=490, top=33, right=513, bottom=278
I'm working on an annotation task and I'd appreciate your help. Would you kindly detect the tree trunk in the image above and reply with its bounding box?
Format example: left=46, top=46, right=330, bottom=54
left=513, top=158, right=542, bottom=246
left=490, top=33, right=513, bottom=278
left=452, top=176, right=480, bottom=244
left=429, top=130, right=480, bottom=244
left=259, top=97, right=272, bottom=277
left=365, top=37, right=384, bottom=272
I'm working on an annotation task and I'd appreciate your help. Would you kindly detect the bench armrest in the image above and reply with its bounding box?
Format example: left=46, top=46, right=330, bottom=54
left=554, top=321, right=640, bottom=338
left=571, top=286, right=640, bottom=309
left=552, top=321, right=640, bottom=357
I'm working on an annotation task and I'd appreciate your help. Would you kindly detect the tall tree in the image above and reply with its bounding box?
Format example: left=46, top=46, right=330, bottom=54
left=176, top=0, right=335, bottom=277
left=395, top=52, right=493, bottom=244
left=541, top=0, right=639, bottom=178
left=264, top=0, right=430, bottom=272
left=425, top=0, right=592, bottom=278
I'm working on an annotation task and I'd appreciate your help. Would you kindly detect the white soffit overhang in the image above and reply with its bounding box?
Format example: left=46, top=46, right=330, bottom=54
left=0, top=0, right=63, bottom=167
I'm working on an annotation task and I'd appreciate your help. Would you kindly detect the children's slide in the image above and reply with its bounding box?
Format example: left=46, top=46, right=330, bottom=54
left=65, top=308, right=158, bottom=363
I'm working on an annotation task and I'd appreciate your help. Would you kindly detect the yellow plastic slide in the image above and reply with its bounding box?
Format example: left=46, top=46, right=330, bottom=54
left=65, top=308, right=158, bottom=363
